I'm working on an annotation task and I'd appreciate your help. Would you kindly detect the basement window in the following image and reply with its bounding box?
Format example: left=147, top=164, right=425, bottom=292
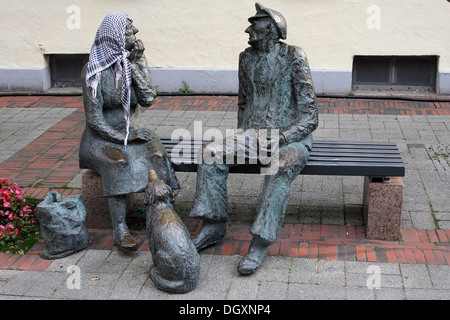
left=49, top=54, right=89, bottom=87
left=352, top=55, right=438, bottom=91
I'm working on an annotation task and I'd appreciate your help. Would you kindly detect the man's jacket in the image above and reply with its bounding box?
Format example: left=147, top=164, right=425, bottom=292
left=237, top=42, right=318, bottom=150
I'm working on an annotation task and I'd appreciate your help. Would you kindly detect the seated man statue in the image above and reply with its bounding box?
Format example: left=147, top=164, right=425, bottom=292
left=190, top=3, right=319, bottom=274
left=79, top=14, right=179, bottom=252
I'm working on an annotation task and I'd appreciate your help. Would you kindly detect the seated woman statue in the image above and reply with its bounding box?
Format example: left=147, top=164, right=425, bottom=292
left=79, top=13, right=180, bottom=252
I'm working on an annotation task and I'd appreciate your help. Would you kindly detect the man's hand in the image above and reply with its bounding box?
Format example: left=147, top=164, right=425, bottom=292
left=257, top=130, right=286, bottom=151
left=129, top=39, right=145, bottom=63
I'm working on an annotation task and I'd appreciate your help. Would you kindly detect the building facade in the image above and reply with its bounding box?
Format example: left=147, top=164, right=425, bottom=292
left=1, top=0, right=450, bottom=95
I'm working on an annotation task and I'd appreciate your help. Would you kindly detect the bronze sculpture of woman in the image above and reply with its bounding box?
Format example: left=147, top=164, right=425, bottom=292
left=79, top=14, right=179, bottom=252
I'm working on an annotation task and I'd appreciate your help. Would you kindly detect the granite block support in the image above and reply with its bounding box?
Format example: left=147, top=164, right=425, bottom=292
left=81, top=170, right=111, bottom=229
left=363, top=176, right=404, bottom=241
left=81, top=170, right=145, bottom=229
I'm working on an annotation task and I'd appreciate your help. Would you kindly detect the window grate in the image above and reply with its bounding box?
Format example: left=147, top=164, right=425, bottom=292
left=352, top=55, right=438, bottom=91
left=49, top=54, right=89, bottom=87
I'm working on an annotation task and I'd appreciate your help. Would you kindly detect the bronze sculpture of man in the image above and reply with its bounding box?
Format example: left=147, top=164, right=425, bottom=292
left=190, top=3, right=319, bottom=274
left=79, top=14, right=179, bottom=252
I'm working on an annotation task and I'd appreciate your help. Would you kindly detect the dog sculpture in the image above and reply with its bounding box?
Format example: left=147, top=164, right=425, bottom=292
left=145, top=170, right=200, bottom=294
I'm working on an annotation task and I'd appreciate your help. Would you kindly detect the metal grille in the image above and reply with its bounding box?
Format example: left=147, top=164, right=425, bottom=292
left=352, top=55, right=438, bottom=91
left=49, top=54, right=89, bottom=87
left=396, top=56, right=437, bottom=86
left=353, top=56, right=391, bottom=84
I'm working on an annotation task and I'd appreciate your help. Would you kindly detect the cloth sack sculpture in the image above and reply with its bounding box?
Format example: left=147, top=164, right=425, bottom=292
left=37, top=191, right=89, bottom=259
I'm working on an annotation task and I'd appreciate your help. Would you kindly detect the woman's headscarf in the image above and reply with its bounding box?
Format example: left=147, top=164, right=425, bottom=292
left=86, top=13, right=133, bottom=146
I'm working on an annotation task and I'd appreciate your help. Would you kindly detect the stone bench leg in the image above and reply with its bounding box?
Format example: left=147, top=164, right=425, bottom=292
left=81, top=170, right=112, bottom=229
left=81, top=170, right=146, bottom=229
left=363, top=176, right=404, bottom=241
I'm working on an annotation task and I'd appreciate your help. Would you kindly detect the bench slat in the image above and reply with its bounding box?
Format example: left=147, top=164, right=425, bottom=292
left=308, top=157, right=403, bottom=163
left=310, top=151, right=401, bottom=157
left=170, top=162, right=406, bottom=176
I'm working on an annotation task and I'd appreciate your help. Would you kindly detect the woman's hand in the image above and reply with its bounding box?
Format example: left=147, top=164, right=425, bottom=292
left=129, top=39, right=145, bottom=63
left=128, top=127, right=155, bottom=142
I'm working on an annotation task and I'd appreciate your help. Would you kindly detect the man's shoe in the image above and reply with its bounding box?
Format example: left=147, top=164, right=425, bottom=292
left=192, top=220, right=226, bottom=251
left=237, top=237, right=270, bottom=275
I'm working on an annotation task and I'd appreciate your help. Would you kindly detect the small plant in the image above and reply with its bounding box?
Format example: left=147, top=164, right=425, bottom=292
left=178, top=81, right=194, bottom=94
left=0, top=178, right=40, bottom=254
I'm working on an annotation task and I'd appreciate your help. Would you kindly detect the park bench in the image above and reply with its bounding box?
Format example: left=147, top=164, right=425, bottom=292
left=82, top=138, right=405, bottom=241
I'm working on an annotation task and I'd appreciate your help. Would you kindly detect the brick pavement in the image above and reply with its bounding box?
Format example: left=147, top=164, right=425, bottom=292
left=0, top=94, right=449, bottom=271
left=2, top=220, right=449, bottom=272
left=1, top=94, right=450, bottom=113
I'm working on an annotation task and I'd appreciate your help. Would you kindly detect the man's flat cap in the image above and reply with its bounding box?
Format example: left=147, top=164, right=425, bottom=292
left=248, top=2, right=287, bottom=39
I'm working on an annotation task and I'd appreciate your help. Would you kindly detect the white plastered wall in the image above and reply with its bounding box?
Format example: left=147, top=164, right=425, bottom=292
left=1, top=0, right=449, bottom=93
